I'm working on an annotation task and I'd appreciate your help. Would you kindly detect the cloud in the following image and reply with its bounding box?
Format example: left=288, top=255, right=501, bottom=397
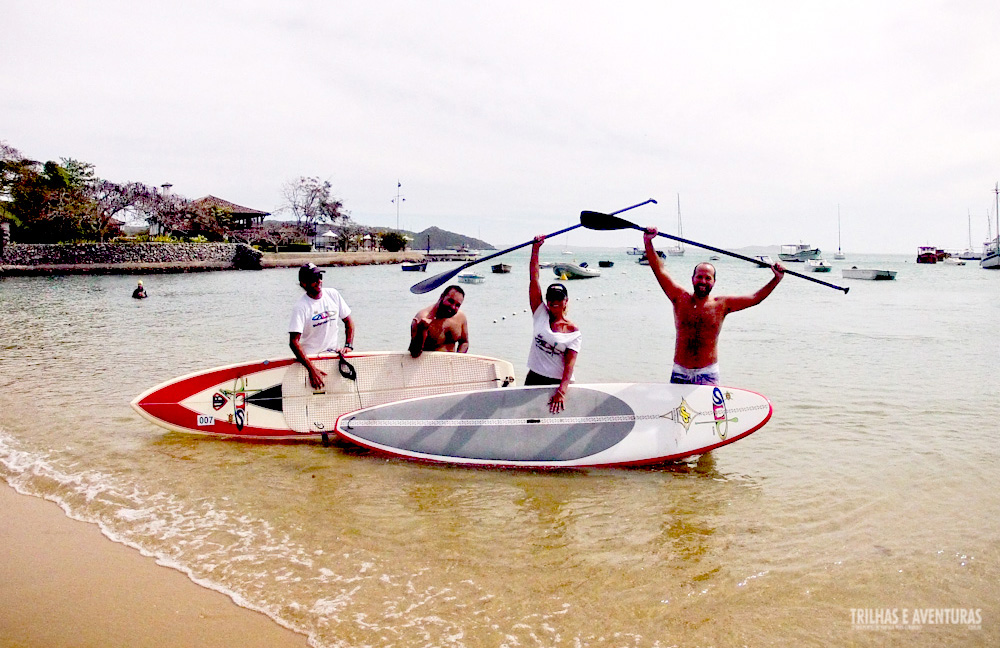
left=3, top=0, right=999, bottom=252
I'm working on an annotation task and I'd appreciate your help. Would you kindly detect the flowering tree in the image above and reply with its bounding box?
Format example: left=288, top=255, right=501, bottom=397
left=280, top=176, right=350, bottom=235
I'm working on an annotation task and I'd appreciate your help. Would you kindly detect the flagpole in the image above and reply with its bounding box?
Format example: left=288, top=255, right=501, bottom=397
left=392, top=181, right=405, bottom=230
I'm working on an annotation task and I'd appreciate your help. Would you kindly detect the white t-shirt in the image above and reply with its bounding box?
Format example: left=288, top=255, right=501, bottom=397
left=526, top=305, right=582, bottom=380
left=288, top=287, right=352, bottom=354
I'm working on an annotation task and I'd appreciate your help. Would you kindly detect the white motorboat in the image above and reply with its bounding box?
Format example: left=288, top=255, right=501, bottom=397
left=806, top=259, right=832, bottom=272
left=753, top=255, right=774, bottom=267
left=982, top=240, right=1000, bottom=269
left=457, top=273, right=485, bottom=284
left=552, top=262, right=601, bottom=279
left=779, top=243, right=822, bottom=262
left=842, top=267, right=897, bottom=280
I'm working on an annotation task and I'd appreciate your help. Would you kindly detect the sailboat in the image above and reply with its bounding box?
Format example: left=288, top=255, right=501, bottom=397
left=834, top=205, right=846, bottom=260
left=666, top=194, right=684, bottom=257
left=981, top=183, right=1000, bottom=270
left=959, top=210, right=982, bottom=260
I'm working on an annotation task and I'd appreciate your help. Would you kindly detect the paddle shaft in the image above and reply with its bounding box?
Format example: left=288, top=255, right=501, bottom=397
left=409, top=198, right=657, bottom=294
left=579, top=210, right=850, bottom=294
left=644, top=228, right=850, bottom=293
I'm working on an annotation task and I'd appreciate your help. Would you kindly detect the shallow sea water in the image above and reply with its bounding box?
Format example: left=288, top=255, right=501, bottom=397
left=1, top=249, right=998, bottom=647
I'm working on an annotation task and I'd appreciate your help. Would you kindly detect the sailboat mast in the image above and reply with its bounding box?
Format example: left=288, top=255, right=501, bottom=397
left=677, top=193, right=683, bottom=245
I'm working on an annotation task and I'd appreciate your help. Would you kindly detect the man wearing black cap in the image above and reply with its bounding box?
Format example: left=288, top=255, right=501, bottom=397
left=289, top=263, right=356, bottom=389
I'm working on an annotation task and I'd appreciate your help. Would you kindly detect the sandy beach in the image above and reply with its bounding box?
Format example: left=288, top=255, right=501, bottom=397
left=0, top=483, right=309, bottom=648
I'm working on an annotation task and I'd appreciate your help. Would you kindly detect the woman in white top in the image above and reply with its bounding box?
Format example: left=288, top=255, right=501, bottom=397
left=527, top=235, right=582, bottom=413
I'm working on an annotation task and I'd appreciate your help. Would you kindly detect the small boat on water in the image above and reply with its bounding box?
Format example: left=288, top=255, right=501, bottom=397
left=627, top=247, right=643, bottom=255
left=457, top=273, right=485, bottom=285
left=779, top=243, right=821, bottom=262
left=806, top=259, right=832, bottom=273
left=943, top=257, right=966, bottom=266
left=552, top=262, right=601, bottom=279
left=753, top=255, right=774, bottom=267
left=598, top=260, right=614, bottom=268
left=491, top=263, right=512, bottom=274
left=916, top=246, right=939, bottom=264
left=401, top=261, right=427, bottom=272
left=637, top=250, right=667, bottom=265
left=709, top=255, right=720, bottom=261
left=842, top=267, right=897, bottom=280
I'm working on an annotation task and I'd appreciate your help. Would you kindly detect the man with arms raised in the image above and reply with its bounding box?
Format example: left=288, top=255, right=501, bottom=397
left=642, top=227, right=784, bottom=385
left=409, top=285, right=469, bottom=358
left=289, top=263, right=356, bottom=389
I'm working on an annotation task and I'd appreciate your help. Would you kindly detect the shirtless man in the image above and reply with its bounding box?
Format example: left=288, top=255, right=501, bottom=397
left=408, top=285, right=469, bottom=358
left=643, top=227, right=785, bottom=385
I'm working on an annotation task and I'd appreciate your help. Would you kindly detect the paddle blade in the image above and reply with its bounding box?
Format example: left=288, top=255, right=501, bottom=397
left=410, top=267, right=462, bottom=294
left=580, top=210, right=641, bottom=231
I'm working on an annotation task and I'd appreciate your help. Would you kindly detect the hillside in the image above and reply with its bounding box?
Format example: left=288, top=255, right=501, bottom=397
left=408, top=226, right=494, bottom=250
left=272, top=221, right=495, bottom=250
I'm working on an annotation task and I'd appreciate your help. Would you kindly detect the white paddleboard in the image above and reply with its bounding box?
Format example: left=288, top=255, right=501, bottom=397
left=334, top=383, right=772, bottom=467
left=131, top=352, right=517, bottom=439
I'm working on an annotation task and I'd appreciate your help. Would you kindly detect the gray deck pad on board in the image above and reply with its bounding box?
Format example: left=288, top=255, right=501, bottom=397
left=339, top=386, right=636, bottom=461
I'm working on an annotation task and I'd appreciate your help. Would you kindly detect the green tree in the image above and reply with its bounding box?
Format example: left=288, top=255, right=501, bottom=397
left=380, top=231, right=407, bottom=252
left=0, top=146, right=151, bottom=243
left=334, top=223, right=363, bottom=251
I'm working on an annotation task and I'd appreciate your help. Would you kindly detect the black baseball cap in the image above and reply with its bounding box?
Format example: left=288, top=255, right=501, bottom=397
left=545, top=283, right=568, bottom=301
left=298, top=263, right=324, bottom=283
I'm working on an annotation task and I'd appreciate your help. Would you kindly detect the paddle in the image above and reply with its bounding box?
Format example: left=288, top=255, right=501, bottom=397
left=409, top=199, right=659, bottom=294
left=580, top=211, right=850, bottom=294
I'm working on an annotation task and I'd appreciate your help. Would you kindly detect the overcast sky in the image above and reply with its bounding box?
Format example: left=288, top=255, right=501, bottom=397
left=3, top=1, right=999, bottom=252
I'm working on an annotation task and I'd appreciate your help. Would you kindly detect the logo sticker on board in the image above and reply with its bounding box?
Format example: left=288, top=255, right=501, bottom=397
left=711, top=387, right=729, bottom=439
left=212, top=392, right=228, bottom=410
left=662, top=397, right=695, bottom=432
left=234, top=393, right=246, bottom=431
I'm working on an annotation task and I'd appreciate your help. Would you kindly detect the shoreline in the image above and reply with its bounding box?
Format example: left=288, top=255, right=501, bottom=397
left=0, top=251, right=427, bottom=276
left=0, top=482, right=309, bottom=648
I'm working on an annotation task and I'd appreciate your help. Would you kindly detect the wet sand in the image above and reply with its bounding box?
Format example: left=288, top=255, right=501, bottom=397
left=0, top=483, right=309, bottom=648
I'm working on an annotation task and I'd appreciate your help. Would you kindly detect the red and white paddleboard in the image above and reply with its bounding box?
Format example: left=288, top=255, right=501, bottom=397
left=131, top=352, right=516, bottom=439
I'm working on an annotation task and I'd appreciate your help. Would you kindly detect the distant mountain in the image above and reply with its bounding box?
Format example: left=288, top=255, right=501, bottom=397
left=408, top=226, right=495, bottom=251
left=251, top=220, right=495, bottom=250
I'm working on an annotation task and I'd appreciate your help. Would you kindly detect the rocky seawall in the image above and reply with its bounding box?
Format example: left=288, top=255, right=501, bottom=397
left=0, top=240, right=425, bottom=276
